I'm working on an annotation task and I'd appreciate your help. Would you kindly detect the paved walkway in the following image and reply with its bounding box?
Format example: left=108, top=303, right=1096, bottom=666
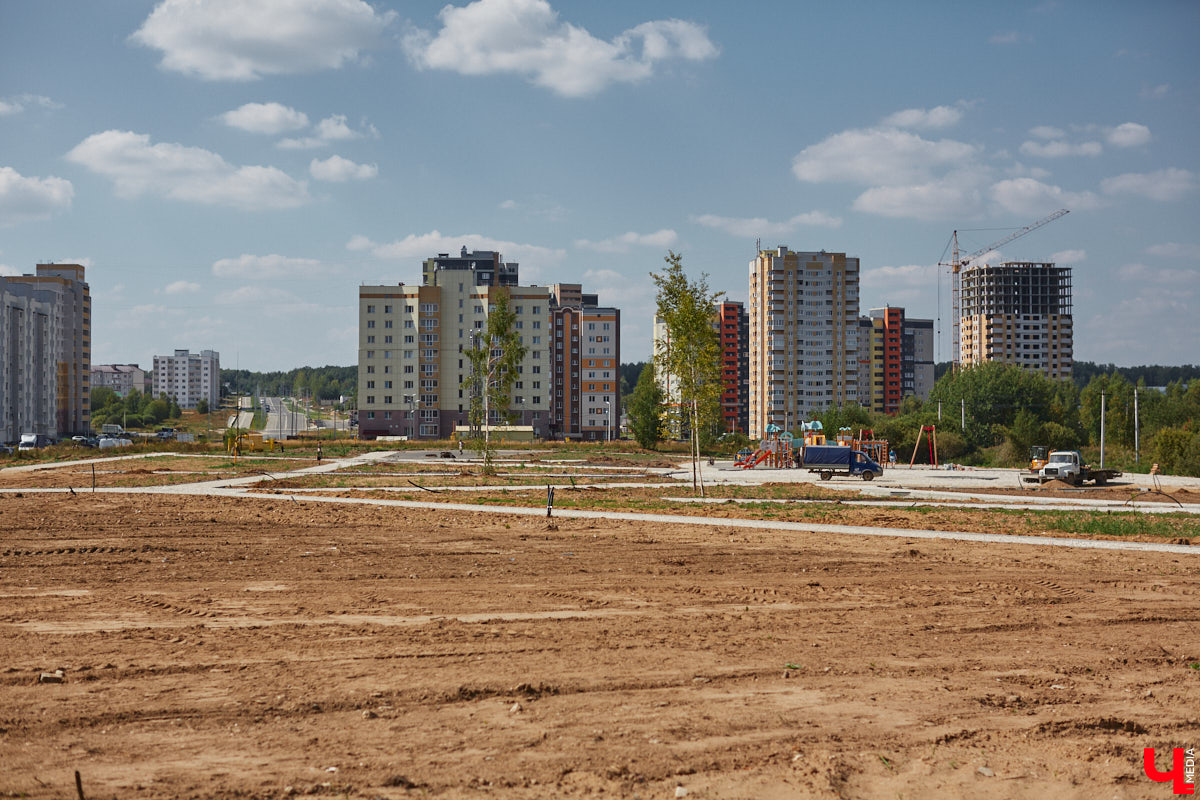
left=2, top=449, right=1197, bottom=557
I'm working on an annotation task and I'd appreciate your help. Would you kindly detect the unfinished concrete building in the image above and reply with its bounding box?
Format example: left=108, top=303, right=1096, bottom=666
left=960, top=261, right=1072, bottom=379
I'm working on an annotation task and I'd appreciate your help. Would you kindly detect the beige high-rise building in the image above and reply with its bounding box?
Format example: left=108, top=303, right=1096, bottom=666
left=960, top=261, right=1073, bottom=379
left=1, top=264, right=90, bottom=438
left=153, top=350, right=220, bottom=409
left=748, top=247, right=859, bottom=436
left=358, top=249, right=553, bottom=439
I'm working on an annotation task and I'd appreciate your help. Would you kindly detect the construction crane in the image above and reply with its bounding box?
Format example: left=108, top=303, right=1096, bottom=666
left=941, top=208, right=1069, bottom=370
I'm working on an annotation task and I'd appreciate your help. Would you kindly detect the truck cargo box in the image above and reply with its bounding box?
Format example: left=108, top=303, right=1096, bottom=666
left=798, top=445, right=853, bottom=467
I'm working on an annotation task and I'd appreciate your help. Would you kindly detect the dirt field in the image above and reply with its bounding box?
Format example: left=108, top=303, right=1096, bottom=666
left=2, top=490, right=1198, bottom=800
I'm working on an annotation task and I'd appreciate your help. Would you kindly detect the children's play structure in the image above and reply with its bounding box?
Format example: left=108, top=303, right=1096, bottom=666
left=735, top=420, right=891, bottom=471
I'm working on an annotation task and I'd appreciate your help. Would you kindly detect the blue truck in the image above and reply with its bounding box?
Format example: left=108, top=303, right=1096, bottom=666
left=797, top=445, right=883, bottom=481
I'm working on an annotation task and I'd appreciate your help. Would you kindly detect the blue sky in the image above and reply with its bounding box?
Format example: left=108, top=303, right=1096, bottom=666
left=2, top=0, right=1197, bottom=371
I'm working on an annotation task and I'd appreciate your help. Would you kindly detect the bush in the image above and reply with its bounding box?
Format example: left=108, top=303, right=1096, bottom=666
left=1149, top=427, right=1200, bottom=477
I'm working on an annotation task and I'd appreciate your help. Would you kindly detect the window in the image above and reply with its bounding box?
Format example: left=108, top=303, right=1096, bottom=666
left=405, top=365, right=414, bottom=374
left=384, top=335, right=393, bottom=344
left=404, top=320, right=414, bottom=328
left=366, top=350, right=375, bottom=358
left=384, top=305, right=392, bottom=313
left=366, top=381, right=375, bottom=389
left=367, top=320, right=375, bottom=328
left=366, top=335, right=375, bottom=344
left=366, top=305, right=375, bottom=313
left=384, top=380, right=393, bottom=389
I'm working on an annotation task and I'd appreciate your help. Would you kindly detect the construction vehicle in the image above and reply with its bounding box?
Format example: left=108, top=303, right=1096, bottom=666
left=1036, top=451, right=1121, bottom=486
left=1029, top=445, right=1049, bottom=473
left=797, top=445, right=882, bottom=481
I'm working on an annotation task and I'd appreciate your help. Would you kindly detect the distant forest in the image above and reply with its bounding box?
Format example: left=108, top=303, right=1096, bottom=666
left=935, top=361, right=1200, bottom=388
left=219, top=360, right=1196, bottom=408
left=220, top=366, right=356, bottom=403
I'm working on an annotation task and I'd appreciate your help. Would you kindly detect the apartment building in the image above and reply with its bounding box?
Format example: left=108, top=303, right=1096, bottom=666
left=960, top=261, right=1073, bottom=379
left=748, top=247, right=859, bottom=435
left=1, top=263, right=90, bottom=439
left=152, top=350, right=220, bottom=409
left=715, top=301, right=748, bottom=434
left=856, top=306, right=934, bottom=415
left=0, top=279, right=57, bottom=441
left=91, top=364, right=149, bottom=397
left=551, top=284, right=620, bottom=441
left=358, top=249, right=555, bottom=440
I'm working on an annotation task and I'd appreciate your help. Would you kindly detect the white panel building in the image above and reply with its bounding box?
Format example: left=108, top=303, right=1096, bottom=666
left=152, top=349, right=220, bottom=409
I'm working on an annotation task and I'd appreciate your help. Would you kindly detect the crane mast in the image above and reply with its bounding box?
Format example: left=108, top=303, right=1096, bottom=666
left=942, top=208, right=1069, bottom=370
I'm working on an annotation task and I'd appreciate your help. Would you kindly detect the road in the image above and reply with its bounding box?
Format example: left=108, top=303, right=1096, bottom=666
left=260, top=396, right=308, bottom=439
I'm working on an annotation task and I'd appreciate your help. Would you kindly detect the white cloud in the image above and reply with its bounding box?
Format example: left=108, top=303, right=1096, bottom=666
left=1079, top=287, right=1196, bottom=365
left=574, top=229, right=677, bottom=253
left=1105, top=122, right=1151, bottom=147
left=220, top=102, right=309, bottom=134
left=0, top=94, right=61, bottom=115
left=1146, top=242, right=1200, bottom=260
left=881, top=105, right=964, bottom=130
left=1116, top=262, right=1199, bottom=285
left=1051, top=249, right=1086, bottom=264
left=163, top=280, right=201, bottom=294
left=66, top=130, right=309, bottom=210
left=129, top=0, right=394, bottom=81
left=990, top=177, right=1099, bottom=216
left=403, top=0, right=717, bottom=97
left=854, top=170, right=987, bottom=220
left=1140, top=83, right=1169, bottom=99
left=349, top=231, right=567, bottom=280
left=1019, top=139, right=1102, bottom=158
left=1029, top=125, right=1066, bottom=140
left=0, top=166, right=74, bottom=226
left=212, top=253, right=329, bottom=279
left=989, top=31, right=1030, bottom=45
left=309, top=155, right=377, bottom=182
left=0, top=263, right=20, bottom=276
left=792, top=128, right=978, bottom=186
left=693, top=211, right=842, bottom=237
left=278, top=114, right=373, bottom=149
left=1101, top=168, right=1197, bottom=202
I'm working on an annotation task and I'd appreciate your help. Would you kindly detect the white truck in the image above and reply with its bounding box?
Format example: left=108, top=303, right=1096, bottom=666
left=1038, top=450, right=1121, bottom=486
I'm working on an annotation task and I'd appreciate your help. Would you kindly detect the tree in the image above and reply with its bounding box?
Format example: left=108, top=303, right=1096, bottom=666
left=627, top=362, right=666, bottom=449
left=196, top=398, right=209, bottom=415
left=652, top=251, right=723, bottom=495
left=466, top=291, right=526, bottom=475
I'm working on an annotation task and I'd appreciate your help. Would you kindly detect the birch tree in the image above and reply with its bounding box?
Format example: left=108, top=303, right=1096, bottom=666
left=651, top=251, right=723, bottom=495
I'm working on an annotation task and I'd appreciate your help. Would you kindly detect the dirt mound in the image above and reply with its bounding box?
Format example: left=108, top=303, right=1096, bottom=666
left=1039, top=478, right=1076, bottom=490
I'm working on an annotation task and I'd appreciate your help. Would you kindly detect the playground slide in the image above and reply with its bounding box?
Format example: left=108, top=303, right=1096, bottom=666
left=740, top=449, right=769, bottom=469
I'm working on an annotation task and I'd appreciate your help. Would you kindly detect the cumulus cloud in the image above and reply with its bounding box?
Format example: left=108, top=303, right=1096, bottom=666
left=1105, top=122, right=1151, bottom=147
left=1019, top=139, right=1102, bottom=157
left=130, top=0, right=394, bottom=81
left=220, top=102, right=309, bottom=134
left=0, top=166, right=74, bottom=226
left=693, top=211, right=842, bottom=237
left=212, top=254, right=329, bottom=279
left=1051, top=249, right=1086, bottom=264
left=880, top=105, right=964, bottom=130
left=573, top=229, right=677, bottom=253
left=163, top=280, right=201, bottom=294
left=1146, top=242, right=1200, bottom=260
left=1101, top=168, right=1196, bottom=202
left=0, top=94, right=61, bottom=115
left=792, top=128, right=978, bottom=186
left=348, top=230, right=566, bottom=278
left=278, top=114, right=374, bottom=149
left=854, top=169, right=987, bottom=220
left=990, top=177, right=1099, bottom=216
left=1116, top=262, right=1199, bottom=285
left=66, top=130, right=309, bottom=210
left=403, top=0, right=717, bottom=97
left=309, top=155, right=377, bottom=182
left=1029, top=125, right=1066, bottom=140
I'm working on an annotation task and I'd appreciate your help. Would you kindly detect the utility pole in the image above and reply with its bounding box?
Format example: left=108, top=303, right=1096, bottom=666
left=960, top=398, right=965, bottom=432
left=1100, top=392, right=1107, bottom=469
left=1133, top=389, right=1140, bottom=465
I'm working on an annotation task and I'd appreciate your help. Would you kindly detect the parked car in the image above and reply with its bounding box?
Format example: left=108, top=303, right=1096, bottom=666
left=0, top=444, right=13, bottom=455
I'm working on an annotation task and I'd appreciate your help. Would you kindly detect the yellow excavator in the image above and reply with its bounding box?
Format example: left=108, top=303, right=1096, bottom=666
left=1029, top=445, right=1049, bottom=473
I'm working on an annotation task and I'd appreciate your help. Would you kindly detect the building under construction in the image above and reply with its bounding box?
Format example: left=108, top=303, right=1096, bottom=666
left=960, top=261, right=1073, bottom=379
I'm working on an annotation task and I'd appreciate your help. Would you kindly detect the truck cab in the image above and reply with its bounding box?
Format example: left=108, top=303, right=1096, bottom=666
left=1040, top=451, right=1081, bottom=482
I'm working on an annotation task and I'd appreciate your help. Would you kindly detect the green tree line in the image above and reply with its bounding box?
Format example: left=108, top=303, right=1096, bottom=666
left=90, top=387, right=181, bottom=430
left=220, top=366, right=356, bottom=403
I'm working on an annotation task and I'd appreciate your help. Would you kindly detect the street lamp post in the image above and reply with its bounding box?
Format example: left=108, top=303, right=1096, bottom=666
left=605, top=399, right=611, bottom=442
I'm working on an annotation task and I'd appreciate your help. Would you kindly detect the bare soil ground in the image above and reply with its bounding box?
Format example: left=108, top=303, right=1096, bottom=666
left=2, top=492, right=1198, bottom=799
